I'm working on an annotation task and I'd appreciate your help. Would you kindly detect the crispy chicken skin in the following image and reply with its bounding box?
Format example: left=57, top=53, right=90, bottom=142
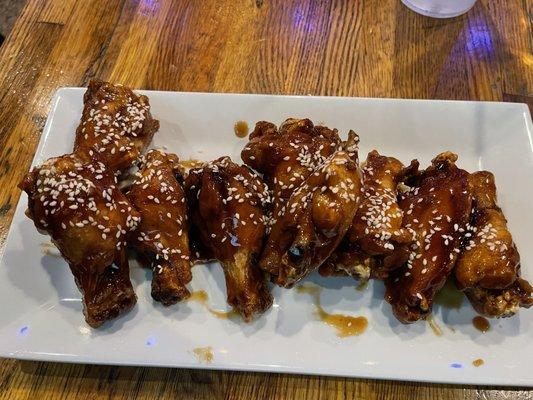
left=241, top=118, right=341, bottom=216
left=74, top=80, right=159, bottom=173
left=184, top=157, right=273, bottom=321
left=455, top=171, right=532, bottom=317
left=385, top=152, right=472, bottom=323
left=260, top=132, right=363, bottom=288
left=19, top=152, right=139, bottom=327
left=127, top=150, right=192, bottom=306
left=320, top=151, right=418, bottom=280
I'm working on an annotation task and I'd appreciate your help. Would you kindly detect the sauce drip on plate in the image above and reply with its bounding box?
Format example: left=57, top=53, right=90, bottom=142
left=472, top=358, right=484, bottom=367
left=427, top=314, right=443, bottom=337
left=234, top=120, right=249, bottom=138
left=472, top=316, right=490, bottom=333
left=189, top=290, right=238, bottom=319
left=297, top=284, right=368, bottom=337
left=193, top=346, right=213, bottom=363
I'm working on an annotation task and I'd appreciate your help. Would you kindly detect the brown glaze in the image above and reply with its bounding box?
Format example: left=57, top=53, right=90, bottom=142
left=74, top=80, right=159, bottom=173
left=297, top=285, right=368, bottom=337
left=456, top=171, right=532, bottom=317
left=19, top=151, right=139, bottom=328
left=185, top=157, right=273, bottom=321
left=234, top=120, right=249, bottom=138
left=127, top=149, right=192, bottom=305
left=260, top=132, right=362, bottom=288
left=241, top=118, right=342, bottom=214
left=321, top=151, right=418, bottom=281
left=472, top=316, right=490, bottom=333
left=385, top=152, right=472, bottom=324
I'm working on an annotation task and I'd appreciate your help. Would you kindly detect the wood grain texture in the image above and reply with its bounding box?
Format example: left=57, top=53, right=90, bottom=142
left=0, top=0, right=531, bottom=398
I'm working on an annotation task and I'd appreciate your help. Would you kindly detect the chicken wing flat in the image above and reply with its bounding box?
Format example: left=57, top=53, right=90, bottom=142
left=260, top=132, right=363, bottom=288
left=74, top=80, right=159, bottom=173
left=184, top=157, right=273, bottom=321
left=174, top=160, right=215, bottom=264
left=385, top=152, right=472, bottom=323
left=19, top=152, right=140, bottom=327
left=320, top=151, right=418, bottom=280
left=127, top=149, right=192, bottom=306
left=455, top=171, right=532, bottom=317
left=241, top=118, right=341, bottom=217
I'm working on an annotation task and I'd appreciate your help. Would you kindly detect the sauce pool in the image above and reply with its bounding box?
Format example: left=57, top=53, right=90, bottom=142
left=472, top=358, right=484, bottom=367
left=297, top=284, right=368, bottom=337
left=472, top=316, right=490, bottom=333
left=234, top=120, right=249, bottom=138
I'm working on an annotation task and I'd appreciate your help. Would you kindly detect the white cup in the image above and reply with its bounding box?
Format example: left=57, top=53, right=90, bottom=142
left=401, top=0, right=477, bottom=18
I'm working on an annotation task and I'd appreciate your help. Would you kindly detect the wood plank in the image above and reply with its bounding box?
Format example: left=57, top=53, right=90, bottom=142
left=38, top=0, right=77, bottom=25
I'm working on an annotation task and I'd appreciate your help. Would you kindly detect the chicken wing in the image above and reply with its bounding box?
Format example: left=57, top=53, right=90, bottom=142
left=455, top=171, right=532, bottom=317
left=74, top=80, right=159, bottom=173
left=19, top=152, right=140, bottom=327
left=385, top=152, right=472, bottom=323
left=184, top=157, right=273, bottom=321
left=320, top=151, right=418, bottom=280
left=173, top=159, right=214, bottom=264
left=127, top=149, right=192, bottom=306
left=241, top=118, right=341, bottom=217
left=260, top=132, right=363, bottom=288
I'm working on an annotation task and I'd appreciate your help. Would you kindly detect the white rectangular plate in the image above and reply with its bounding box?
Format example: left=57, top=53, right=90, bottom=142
left=1, top=89, right=532, bottom=386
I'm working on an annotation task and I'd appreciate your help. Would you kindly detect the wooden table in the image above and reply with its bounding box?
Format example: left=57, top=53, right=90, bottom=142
left=0, top=0, right=531, bottom=399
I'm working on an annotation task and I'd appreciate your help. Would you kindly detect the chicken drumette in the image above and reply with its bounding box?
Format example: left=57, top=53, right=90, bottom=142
left=259, top=132, right=363, bottom=288
left=74, top=80, right=160, bottom=173
left=385, top=152, right=472, bottom=323
left=320, top=151, right=418, bottom=281
left=241, top=118, right=341, bottom=217
left=20, top=152, right=140, bottom=327
left=184, top=157, right=273, bottom=321
left=127, top=149, right=192, bottom=306
left=455, top=171, right=532, bottom=317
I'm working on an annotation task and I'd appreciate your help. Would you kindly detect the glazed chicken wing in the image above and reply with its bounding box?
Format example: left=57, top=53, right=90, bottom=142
left=455, top=171, right=532, bottom=317
left=241, top=118, right=341, bottom=217
left=127, top=149, right=192, bottom=306
left=320, top=151, right=418, bottom=280
left=184, top=157, right=273, bottom=321
left=260, top=132, right=363, bottom=288
left=19, top=152, right=140, bottom=327
left=385, top=152, right=472, bottom=323
left=74, top=80, right=159, bottom=173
